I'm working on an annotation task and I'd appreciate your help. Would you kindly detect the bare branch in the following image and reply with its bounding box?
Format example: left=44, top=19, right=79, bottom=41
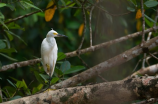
left=51, top=36, right=158, bottom=89
left=2, top=76, right=158, bottom=104
left=141, top=0, right=145, bottom=46
left=1, top=26, right=158, bottom=72
left=89, top=6, right=94, bottom=47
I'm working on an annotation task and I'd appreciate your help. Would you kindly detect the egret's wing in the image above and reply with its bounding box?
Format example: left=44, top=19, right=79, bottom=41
left=49, top=45, right=58, bottom=77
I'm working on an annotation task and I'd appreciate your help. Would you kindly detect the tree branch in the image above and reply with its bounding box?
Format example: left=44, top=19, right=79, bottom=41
left=1, top=26, right=158, bottom=72
left=51, top=36, right=158, bottom=89
left=2, top=76, right=158, bottom=104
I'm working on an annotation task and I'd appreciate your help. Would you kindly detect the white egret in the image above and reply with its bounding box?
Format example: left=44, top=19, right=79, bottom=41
left=41, top=29, right=67, bottom=86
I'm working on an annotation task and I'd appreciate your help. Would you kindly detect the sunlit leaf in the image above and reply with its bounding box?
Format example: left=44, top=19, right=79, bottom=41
left=0, top=53, right=17, bottom=61
left=78, top=23, right=84, bottom=36
left=135, top=9, right=142, bottom=19
left=0, top=3, right=6, bottom=8
left=51, top=77, right=59, bottom=84
left=60, top=61, right=71, bottom=72
left=16, top=81, right=24, bottom=88
left=45, top=0, right=56, bottom=22
left=22, top=79, right=31, bottom=95
left=0, top=40, right=6, bottom=49
left=57, top=52, right=66, bottom=61
left=144, top=1, right=158, bottom=8
left=64, top=66, right=85, bottom=75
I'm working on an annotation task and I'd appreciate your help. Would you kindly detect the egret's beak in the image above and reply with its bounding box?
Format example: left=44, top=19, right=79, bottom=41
left=57, top=34, right=68, bottom=38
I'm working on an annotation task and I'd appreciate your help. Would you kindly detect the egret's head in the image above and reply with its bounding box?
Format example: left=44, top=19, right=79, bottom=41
left=46, top=29, right=67, bottom=38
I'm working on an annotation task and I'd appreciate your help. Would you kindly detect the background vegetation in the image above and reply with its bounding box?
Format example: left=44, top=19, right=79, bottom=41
left=0, top=0, right=158, bottom=102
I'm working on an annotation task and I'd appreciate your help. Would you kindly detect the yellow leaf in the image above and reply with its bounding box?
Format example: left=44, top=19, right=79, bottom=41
left=45, top=1, right=56, bottom=22
left=136, top=19, right=141, bottom=31
left=136, top=9, right=142, bottom=19
left=78, top=23, right=84, bottom=36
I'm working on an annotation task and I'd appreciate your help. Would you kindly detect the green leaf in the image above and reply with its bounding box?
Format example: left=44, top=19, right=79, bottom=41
left=144, top=14, right=156, bottom=23
left=60, top=61, right=71, bottom=72
left=51, top=77, right=59, bottom=85
left=20, top=1, right=42, bottom=11
left=144, top=1, right=158, bottom=8
left=145, top=18, right=153, bottom=27
left=0, top=12, right=4, bottom=20
left=0, top=20, right=9, bottom=30
left=55, top=68, right=63, bottom=77
left=57, top=52, right=66, bottom=61
left=39, top=74, right=49, bottom=83
left=127, top=6, right=135, bottom=12
left=0, top=48, right=17, bottom=54
left=0, top=3, right=6, bottom=8
left=32, top=84, right=43, bottom=94
left=22, top=79, right=31, bottom=95
left=34, top=72, right=45, bottom=84
left=4, top=30, right=27, bottom=45
left=16, top=81, right=24, bottom=88
left=7, top=22, right=25, bottom=30
left=10, top=96, right=22, bottom=101
left=0, top=53, right=17, bottom=61
left=6, top=4, right=15, bottom=11
left=64, top=66, right=85, bottom=75
left=7, top=79, right=16, bottom=88
left=66, top=21, right=80, bottom=29
left=0, top=40, right=6, bottom=49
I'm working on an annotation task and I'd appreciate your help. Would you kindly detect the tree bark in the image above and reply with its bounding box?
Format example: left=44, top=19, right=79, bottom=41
left=2, top=76, right=158, bottom=104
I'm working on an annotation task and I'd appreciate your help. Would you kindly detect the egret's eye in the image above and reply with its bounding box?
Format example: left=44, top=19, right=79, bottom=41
left=54, top=33, right=58, bottom=35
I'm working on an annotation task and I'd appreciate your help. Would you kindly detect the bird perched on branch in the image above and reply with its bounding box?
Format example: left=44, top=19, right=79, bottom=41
left=41, top=29, right=67, bottom=86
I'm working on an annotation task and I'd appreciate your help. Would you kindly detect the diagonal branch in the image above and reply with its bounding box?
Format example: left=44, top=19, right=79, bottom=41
left=1, top=26, right=158, bottom=72
left=51, top=36, right=158, bottom=89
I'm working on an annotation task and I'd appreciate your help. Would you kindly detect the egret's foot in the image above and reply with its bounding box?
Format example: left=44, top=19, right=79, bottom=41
left=46, top=64, right=50, bottom=72
left=44, top=88, right=56, bottom=92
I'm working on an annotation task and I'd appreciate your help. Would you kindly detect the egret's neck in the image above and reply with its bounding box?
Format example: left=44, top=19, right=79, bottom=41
left=46, top=36, right=56, bottom=47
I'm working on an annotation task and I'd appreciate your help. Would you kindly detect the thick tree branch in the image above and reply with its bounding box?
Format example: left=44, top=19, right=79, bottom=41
left=2, top=76, right=158, bottom=104
left=1, top=26, right=158, bottom=72
left=51, top=36, right=158, bottom=89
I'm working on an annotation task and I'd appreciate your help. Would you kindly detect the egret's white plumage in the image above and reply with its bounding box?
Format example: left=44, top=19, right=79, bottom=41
left=41, top=29, right=66, bottom=77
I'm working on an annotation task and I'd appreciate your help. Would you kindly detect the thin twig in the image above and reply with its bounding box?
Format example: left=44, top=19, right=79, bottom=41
left=89, top=6, right=94, bottom=47
left=149, top=53, right=158, bottom=60
left=133, top=59, right=142, bottom=72
left=77, top=55, right=90, bottom=68
left=78, top=2, right=87, bottom=50
left=141, top=0, right=145, bottom=46
left=98, top=74, right=108, bottom=82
